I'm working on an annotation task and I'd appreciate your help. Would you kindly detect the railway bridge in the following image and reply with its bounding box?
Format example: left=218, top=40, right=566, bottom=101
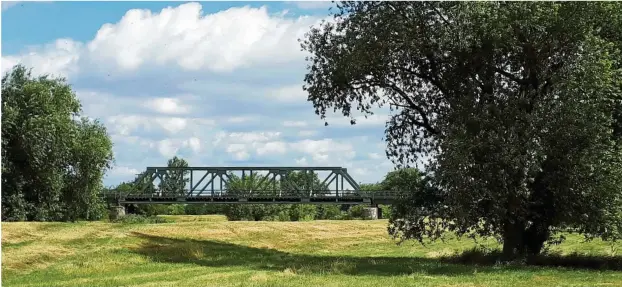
left=104, top=166, right=402, bottom=219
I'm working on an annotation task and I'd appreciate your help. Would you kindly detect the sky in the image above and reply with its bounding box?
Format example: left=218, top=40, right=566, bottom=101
left=1, top=1, right=395, bottom=187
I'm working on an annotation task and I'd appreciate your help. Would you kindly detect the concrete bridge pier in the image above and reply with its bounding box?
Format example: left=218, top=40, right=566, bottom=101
left=109, top=205, right=126, bottom=220
left=363, top=205, right=379, bottom=220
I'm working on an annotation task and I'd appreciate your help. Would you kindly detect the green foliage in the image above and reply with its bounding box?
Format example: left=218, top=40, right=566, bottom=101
left=1, top=65, right=114, bottom=222
left=289, top=205, right=317, bottom=221
left=158, top=156, right=189, bottom=196
left=184, top=204, right=226, bottom=215
left=167, top=204, right=186, bottom=215
left=112, top=214, right=170, bottom=224
left=301, top=1, right=622, bottom=258
left=223, top=170, right=334, bottom=221
left=316, top=205, right=342, bottom=220
left=347, top=205, right=367, bottom=219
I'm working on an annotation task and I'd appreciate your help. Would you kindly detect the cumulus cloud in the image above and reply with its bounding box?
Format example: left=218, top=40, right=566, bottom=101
left=2, top=3, right=324, bottom=77
left=1, top=39, right=82, bottom=78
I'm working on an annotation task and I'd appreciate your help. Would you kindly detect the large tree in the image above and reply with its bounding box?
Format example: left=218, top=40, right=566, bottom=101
left=301, top=2, right=622, bottom=258
left=2, top=65, right=114, bottom=221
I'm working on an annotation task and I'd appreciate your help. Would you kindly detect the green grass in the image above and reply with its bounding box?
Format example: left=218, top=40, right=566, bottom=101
left=2, top=215, right=621, bottom=287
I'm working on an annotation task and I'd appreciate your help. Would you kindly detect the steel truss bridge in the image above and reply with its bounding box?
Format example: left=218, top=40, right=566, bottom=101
left=105, top=166, right=401, bottom=205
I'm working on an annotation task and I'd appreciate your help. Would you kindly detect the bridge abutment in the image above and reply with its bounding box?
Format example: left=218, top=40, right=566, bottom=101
left=109, top=205, right=126, bottom=220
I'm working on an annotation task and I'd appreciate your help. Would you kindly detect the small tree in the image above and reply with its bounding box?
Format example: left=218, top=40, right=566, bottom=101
left=158, top=156, right=189, bottom=196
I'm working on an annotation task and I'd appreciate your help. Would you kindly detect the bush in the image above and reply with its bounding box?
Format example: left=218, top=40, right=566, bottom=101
left=316, top=205, right=342, bottom=220
left=289, top=204, right=317, bottom=221
left=167, top=204, right=186, bottom=215
left=112, top=214, right=170, bottom=224
left=348, top=204, right=367, bottom=219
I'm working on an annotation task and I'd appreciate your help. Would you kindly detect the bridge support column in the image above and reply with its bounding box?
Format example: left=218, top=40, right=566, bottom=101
left=363, top=206, right=378, bottom=220
left=109, top=205, right=126, bottom=220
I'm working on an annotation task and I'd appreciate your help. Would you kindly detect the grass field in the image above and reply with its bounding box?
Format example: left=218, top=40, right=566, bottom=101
left=2, top=215, right=622, bottom=287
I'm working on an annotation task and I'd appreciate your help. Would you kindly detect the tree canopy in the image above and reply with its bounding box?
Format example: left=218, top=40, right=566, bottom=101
left=301, top=2, right=622, bottom=258
left=2, top=65, right=114, bottom=221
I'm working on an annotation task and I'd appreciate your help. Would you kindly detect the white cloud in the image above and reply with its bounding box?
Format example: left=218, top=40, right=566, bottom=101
left=226, top=143, right=250, bottom=160
left=86, top=3, right=322, bottom=72
left=1, top=39, right=82, bottom=78
left=144, top=97, right=192, bottom=115
left=186, top=137, right=201, bottom=153
left=157, top=139, right=180, bottom=157
left=289, top=138, right=355, bottom=164
left=2, top=3, right=324, bottom=77
left=256, top=141, right=287, bottom=155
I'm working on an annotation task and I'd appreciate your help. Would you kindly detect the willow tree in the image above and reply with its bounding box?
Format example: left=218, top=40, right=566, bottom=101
left=2, top=65, right=114, bottom=221
left=301, top=2, right=622, bottom=258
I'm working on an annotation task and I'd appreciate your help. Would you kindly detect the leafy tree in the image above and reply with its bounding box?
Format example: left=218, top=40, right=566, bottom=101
left=281, top=170, right=330, bottom=197
left=1, top=65, right=114, bottom=221
left=301, top=2, right=622, bottom=258
left=158, top=156, right=189, bottom=196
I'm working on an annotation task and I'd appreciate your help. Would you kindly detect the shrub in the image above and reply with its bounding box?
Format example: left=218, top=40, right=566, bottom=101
left=316, top=205, right=342, bottom=220
left=348, top=204, right=367, bottom=219
left=168, top=204, right=186, bottom=215
left=289, top=204, right=317, bottom=221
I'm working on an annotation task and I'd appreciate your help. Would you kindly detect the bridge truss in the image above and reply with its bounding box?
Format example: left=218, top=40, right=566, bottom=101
left=106, top=166, right=400, bottom=205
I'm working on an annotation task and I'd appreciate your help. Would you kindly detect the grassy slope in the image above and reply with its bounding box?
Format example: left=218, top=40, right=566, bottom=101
left=1, top=215, right=621, bottom=287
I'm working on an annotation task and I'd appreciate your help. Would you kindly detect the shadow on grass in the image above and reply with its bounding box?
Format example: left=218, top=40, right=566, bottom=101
left=447, top=248, right=622, bottom=271
left=129, top=232, right=622, bottom=276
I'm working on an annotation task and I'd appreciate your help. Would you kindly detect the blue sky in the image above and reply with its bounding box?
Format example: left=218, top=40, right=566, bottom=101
left=2, top=1, right=394, bottom=187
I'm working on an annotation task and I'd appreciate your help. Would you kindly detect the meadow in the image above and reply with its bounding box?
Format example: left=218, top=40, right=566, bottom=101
left=2, top=215, right=621, bottom=287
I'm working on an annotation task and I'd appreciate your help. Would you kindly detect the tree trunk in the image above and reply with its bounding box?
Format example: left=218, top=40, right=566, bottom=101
left=502, top=220, right=526, bottom=260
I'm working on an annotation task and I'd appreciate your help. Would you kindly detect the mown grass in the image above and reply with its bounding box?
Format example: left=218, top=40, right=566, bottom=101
left=2, top=215, right=622, bottom=287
